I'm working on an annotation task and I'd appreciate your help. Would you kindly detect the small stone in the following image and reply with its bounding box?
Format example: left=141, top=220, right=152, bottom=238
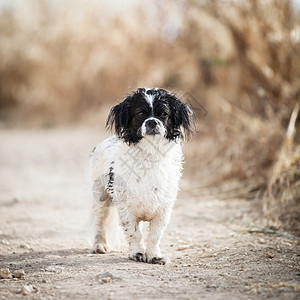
left=102, top=277, right=112, bottom=283
left=20, top=244, right=30, bottom=249
left=258, top=238, right=266, bottom=244
left=1, top=240, right=10, bottom=245
left=21, top=285, right=37, bottom=295
left=44, top=255, right=61, bottom=260
left=13, top=269, right=25, bottom=278
left=177, top=245, right=189, bottom=251
left=206, top=284, right=217, bottom=289
left=45, top=266, right=63, bottom=273
left=266, top=252, right=275, bottom=259
left=0, top=268, right=11, bottom=279
left=97, top=271, right=122, bottom=282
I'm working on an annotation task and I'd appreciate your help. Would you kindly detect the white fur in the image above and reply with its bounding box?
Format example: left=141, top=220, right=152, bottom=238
left=90, top=135, right=183, bottom=262
left=144, top=88, right=155, bottom=107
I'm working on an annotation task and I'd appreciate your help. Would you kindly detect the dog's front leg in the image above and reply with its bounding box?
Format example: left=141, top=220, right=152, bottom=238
left=146, top=211, right=171, bottom=265
left=118, top=206, right=145, bottom=262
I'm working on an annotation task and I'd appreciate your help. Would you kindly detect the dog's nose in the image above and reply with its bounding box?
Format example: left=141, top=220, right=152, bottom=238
left=146, top=119, right=158, bottom=129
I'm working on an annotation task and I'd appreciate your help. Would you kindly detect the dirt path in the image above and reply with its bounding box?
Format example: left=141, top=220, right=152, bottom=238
left=0, top=128, right=299, bottom=299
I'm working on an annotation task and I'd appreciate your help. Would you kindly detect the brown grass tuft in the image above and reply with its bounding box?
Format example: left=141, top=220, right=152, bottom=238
left=264, top=104, right=300, bottom=235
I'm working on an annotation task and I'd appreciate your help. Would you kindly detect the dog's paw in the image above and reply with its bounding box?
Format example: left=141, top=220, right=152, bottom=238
left=129, top=252, right=146, bottom=262
left=146, top=256, right=169, bottom=265
left=91, top=243, right=109, bottom=254
left=145, top=255, right=170, bottom=265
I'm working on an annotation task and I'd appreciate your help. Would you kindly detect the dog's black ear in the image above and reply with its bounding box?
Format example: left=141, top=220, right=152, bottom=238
left=172, top=98, right=196, bottom=141
left=106, top=97, right=131, bottom=138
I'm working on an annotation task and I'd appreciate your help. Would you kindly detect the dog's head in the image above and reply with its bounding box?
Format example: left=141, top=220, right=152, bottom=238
left=106, top=88, right=195, bottom=144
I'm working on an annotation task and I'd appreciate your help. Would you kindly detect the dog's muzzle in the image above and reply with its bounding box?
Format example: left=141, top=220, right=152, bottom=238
left=146, top=119, right=159, bottom=135
left=141, top=118, right=165, bottom=137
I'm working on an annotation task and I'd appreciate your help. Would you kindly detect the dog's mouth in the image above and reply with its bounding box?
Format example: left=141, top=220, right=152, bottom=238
left=137, top=127, right=161, bottom=137
left=146, top=127, right=160, bottom=135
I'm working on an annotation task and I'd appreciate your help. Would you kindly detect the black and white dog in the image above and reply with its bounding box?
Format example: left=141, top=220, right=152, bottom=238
left=90, top=88, right=194, bottom=264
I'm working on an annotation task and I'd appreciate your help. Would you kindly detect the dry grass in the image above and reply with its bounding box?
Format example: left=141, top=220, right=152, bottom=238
left=263, top=104, right=300, bottom=234
left=0, top=0, right=299, bottom=233
left=182, top=0, right=300, bottom=234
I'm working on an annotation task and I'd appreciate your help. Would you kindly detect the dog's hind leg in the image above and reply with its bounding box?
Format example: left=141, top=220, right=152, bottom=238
left=91, top=193, right=111, bottom=254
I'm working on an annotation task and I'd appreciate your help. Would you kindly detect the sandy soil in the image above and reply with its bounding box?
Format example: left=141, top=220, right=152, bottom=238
left=0, top=128, right=299, bottom=299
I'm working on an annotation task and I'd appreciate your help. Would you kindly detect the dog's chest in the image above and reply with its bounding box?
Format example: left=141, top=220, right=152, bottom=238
left=121, top=165, right=176, bottom=219
left=111, top=142, right=182, bottom=218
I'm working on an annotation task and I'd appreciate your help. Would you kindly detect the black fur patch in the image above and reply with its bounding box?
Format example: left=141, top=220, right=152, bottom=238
left=107, top=161, right=114, bottom=195
left=106, top=88, right=195, bottom=144
left=148, top=257, right=167, bottom=265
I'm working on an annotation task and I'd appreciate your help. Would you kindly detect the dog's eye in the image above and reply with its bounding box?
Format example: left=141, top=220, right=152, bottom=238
left=136, top=111, right=144, bottom=118
left=160, top=112, right=168, bottom=118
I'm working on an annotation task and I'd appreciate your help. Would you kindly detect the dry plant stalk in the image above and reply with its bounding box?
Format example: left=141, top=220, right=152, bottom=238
left=264, top=104, right=300, bottom=235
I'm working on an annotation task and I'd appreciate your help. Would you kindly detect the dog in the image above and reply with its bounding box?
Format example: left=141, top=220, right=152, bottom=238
left=90, top=88, right=194, bottom=264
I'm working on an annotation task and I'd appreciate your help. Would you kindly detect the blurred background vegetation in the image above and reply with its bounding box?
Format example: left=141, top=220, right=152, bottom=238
left=0, top=0, right=299, bottom=234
